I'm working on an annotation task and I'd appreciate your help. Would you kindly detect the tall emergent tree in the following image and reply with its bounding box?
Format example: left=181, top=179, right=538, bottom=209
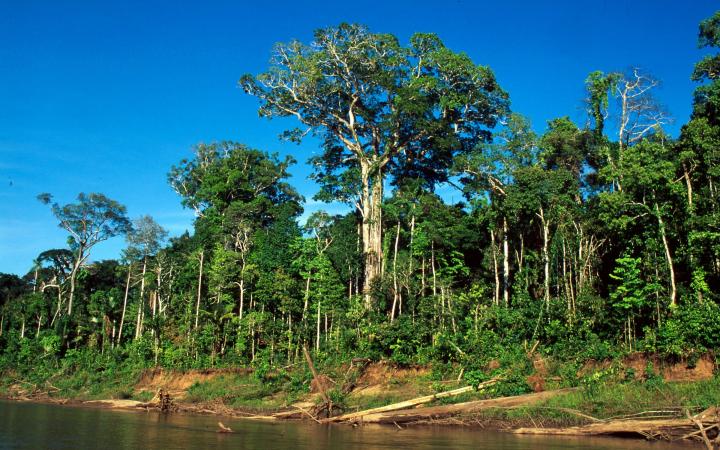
left=37, top=193, right=131, bottom=317
left=241, top=23, right=508, bottom=305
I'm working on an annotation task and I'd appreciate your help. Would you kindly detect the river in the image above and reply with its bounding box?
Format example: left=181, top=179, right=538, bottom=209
left=0, top=400, right=685, bottom=449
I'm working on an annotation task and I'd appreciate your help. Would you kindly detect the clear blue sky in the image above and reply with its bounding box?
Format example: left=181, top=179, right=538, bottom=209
left=1, top=0, right=717, bottom=275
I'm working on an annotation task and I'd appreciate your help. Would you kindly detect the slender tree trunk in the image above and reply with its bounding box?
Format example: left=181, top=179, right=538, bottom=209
left=239, top=278, right=245, bottom=322
left=683, top=163, right=694, bottom=212
left=391, top=220, right=401, bottom=322
left=502, top=217, right=510, bottom=306
left=431, top=241, right=437, bottom=297
left=154, top=266, right=161, bottom=319
left=66, top=247, right=86, bottom=318
left=117, top=263, right=132, bottom=346
left=407, top=211, right=416, bottom=306
left=36, top=313, right=42, bottom=338
left=51, top=287, right=62, bottom=327
left=287, top=313, right=293, bottom=365
left=135, top=257, right=147, bottom=339
left=302, top=276, right=310, bottom=322
left=655, top=202, right=677, bottom=307
left=194, top=250, right=204, bottom=330
left=538, top=208, right=550, bottom=307
left=165, top=266, right=174, bottom=318
left=316, top=300, right=321, bottom=352
left=68, top=271, right=77, bottom=317
left=421, top=256, right=426, bottom=297
left=68, top=267, right=78, bottom=317
left=20, top=318, right=25, bottom=339
left=491, top=229, right=500, bottom=306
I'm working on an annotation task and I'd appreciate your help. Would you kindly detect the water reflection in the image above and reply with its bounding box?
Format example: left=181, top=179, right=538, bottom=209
left=0, top=400, right=682, bottom=450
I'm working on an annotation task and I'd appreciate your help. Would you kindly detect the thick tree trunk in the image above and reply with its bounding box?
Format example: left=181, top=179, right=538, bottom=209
left=361, top=162, right=383, bottom=307
left=117, top=263, right=132, bottom=346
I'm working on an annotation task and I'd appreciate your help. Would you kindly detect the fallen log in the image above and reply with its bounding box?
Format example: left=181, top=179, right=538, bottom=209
left=321, top=377, right=502, bottom=423
left=359, top=388, right=577, bottom=424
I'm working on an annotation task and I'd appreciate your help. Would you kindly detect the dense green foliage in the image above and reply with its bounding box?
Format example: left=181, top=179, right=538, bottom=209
left=2, top=16, right=720, bottom=389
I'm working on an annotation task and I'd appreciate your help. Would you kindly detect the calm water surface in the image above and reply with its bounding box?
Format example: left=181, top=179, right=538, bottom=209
left=0, top=400, right=685, bottom=449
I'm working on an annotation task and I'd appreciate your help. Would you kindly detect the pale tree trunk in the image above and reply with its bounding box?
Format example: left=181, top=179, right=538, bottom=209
left=66, top=246, right=88, bottom=318
left=431, top=241, right=437, bottom=297
left=154, top=266, right=162, bottom=319
left=654, top=202, right=677, bottom=307
left=348, top=268, right=352, bottom=301
left=194, top=250, right=204, bottom=330
left=117, top=263, right=132, bottom=346
left=316, top=300, right=321, bottom=352
left=20, top=318, right=25, bottom=339
left=239, top=278, right=245, bottom=322
left=302, top=276, right=310, bottom=322
left=150, top=291, right=157, bottom=335
left=67, top=261, right=80, bottom=317
left=421, top=256, right=426, bottom=297
left=287, top=314, right=293, bottom=365
left=683, top=163, right=694, bottom=212
left=538, top=208, right=550, bottom=307
left=135, top=257, right=147, bottom=340
left=491, top=229, right=500, bottom=306
left=390, top=220, right=401, bottom=321
left=407, top=211, right=416, bottom=308
left=502, top=217, right=510, bottom=306
left=360, top=161, right=384, bottom=307
left=50, top=286, right=62, bottom=327
left=36, top=313, right=42, bottom=338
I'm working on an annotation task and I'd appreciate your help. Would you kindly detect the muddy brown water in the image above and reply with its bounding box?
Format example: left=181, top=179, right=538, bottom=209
left=0, top=400, right=689, bottom=449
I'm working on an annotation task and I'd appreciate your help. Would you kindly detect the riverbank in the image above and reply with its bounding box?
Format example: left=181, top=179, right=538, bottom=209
left=2, top=354, right=719, bottom=446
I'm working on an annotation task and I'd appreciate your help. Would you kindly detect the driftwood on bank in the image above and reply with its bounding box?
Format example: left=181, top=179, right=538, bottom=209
left=357, top=388, right=577, bottom=424
left=514, top=406, right=720, bottom=447
left=321, top=377, right=503, bottom=424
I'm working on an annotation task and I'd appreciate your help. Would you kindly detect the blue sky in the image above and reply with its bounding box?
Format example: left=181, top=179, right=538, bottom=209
left=0, top=0, right=717, bottom=275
